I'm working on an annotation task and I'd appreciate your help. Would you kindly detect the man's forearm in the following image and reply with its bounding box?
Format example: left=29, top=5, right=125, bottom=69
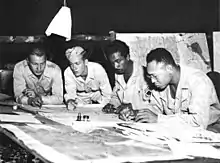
left=41, top=95, right=63, bottom=105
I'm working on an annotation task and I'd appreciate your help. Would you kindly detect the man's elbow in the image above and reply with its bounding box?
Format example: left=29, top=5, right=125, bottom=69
left=42, top=95, right=63, bottom=105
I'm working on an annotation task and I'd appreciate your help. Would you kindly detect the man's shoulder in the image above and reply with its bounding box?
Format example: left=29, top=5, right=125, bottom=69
left=181, top=65, right=211, bottom=86
left=182, top=65, right=207, bottom=78
left=88, top=62, right=108, bottom=78
left=44, top=61, right=62, bottom=78
left=46, top=61, right=61, bottom=71
left=88, top=62, right=105, bottom=71
left=88, top=61, right=103, bottom=68
left=64, top=66, right=71, bottom=74
left=14, top=59, right=27, bottom=70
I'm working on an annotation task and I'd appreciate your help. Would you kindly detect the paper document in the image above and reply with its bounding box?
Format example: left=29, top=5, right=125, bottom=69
left=0, top=113, right=41, bottom=124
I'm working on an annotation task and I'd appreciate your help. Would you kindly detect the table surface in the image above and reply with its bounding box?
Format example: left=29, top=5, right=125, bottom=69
left=0, top=104, right=220, bottom=163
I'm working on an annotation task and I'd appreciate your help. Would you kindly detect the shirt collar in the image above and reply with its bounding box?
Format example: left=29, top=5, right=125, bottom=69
left=115, top=60, right=142, bottom=89
left=177, top=65, right=189, bottom=90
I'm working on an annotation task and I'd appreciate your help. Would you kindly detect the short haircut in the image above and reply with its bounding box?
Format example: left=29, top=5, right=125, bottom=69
left=104, top=40, right=130, bottom=59
left=28, top=45, right=47, bottom=60
left=146, top=48, right=176, bottom=66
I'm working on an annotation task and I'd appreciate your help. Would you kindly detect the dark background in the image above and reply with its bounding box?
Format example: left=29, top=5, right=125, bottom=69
left=0, top=0, right=219, bottom=35
left=0, top=0, right=218, bottom=64
left=0, top=0, right=219, bottom=93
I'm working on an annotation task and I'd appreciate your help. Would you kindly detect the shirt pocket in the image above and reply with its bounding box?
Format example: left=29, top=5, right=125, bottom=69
left=88, top=80, right=100, bottom=91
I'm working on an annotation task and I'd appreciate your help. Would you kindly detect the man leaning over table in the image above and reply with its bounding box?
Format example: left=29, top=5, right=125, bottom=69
left=119, top=47, right=220, bottom=129
left=13, top=45, right=63, bottom=107
left=102, top=40, right=151, bottom=117
left=64, top=46, right=112, bottom=110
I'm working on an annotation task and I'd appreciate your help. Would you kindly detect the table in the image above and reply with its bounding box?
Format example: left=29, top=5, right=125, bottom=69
left=0, top=103, right=220, bottom=163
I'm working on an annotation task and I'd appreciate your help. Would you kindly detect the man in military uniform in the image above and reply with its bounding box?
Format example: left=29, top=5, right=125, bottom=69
left=102, top=40, right=151, bottom=119
left=64, top=46, right=112, bottom=110
left=13, top=45, right=63, bottom=107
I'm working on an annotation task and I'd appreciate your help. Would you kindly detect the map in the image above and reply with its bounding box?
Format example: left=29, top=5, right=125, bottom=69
left=213, top=32, right=220, bottom=73
left=116, top=33, right=211, bottom=73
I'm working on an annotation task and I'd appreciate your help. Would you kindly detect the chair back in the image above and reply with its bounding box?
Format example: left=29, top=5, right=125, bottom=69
left=207, top=71, right=220, bottom=101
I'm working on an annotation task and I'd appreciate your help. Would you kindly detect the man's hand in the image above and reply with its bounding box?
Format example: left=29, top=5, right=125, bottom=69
left=118, top=103, right=136, bottom=121
left=102, top=103, right=116, bottom=113
left=66, top=99, right=77, bottom=111
left=84, top=85, right=92, bottom=93
left=27, top=96, right=43, bottom=107
left=23, top=89, right=36, bottom=98
left=135, top=109, right=158, bottom=123
left=32, top=96, right=43, bottom=107
left=36, top=85, right=47, bottom=96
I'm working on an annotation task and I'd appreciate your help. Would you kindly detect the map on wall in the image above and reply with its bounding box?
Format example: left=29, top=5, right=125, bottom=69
left=213, top=32, right=220, bottom=73
left=116, top=33, right=211, bottom=73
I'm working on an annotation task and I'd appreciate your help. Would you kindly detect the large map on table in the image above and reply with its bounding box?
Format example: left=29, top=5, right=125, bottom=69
left=15, top=124, right=173, bottom=162
left=1, top=105, right=220, bottom=163
left=0, top=108, right=182, bottom=163
left=116, top=33, right=211, bottom=73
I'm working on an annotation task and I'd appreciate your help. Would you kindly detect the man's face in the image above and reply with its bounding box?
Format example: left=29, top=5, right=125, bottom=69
left=108, top=52, right=129, bottom=74
left=146, top=61, right=171, bottom=91
left=69, top=53, right=87, bottom=77
left=28, top=55, right=46, bottom=77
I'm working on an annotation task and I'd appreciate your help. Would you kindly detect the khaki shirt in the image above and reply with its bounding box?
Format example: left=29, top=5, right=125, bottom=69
left=150, top=65, right=220, bottom=129
left=13, top=60, right=63, bottom=105
left=64, top=62, right=112, bottom=105
left=110, top=61, right=150, bottom=110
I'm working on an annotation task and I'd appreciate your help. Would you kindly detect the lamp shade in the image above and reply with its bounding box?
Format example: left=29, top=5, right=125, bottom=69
left=45, top=6, right=72, bottom=41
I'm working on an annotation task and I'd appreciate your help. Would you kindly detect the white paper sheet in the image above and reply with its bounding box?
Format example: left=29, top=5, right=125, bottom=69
left=0, top=113, right=41, bottom=124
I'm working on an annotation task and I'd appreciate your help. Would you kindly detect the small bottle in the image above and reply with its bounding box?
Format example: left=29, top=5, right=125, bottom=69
left=76, top=113, right=82, bottom=121
left=86, top=115, right=90, bottom=122
left=83, top=115, right=86, bottom=121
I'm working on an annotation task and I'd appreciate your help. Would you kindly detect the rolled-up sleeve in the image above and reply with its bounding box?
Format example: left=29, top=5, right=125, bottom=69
left=158, top=76, right=215, bottom=129
left=13, top=64, right=29, bottom=104
left=41, top=67, right=63, bottom=104
left=95, top=65, right=112, bottom=105
left=64, top=68, right=77, bottom=102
